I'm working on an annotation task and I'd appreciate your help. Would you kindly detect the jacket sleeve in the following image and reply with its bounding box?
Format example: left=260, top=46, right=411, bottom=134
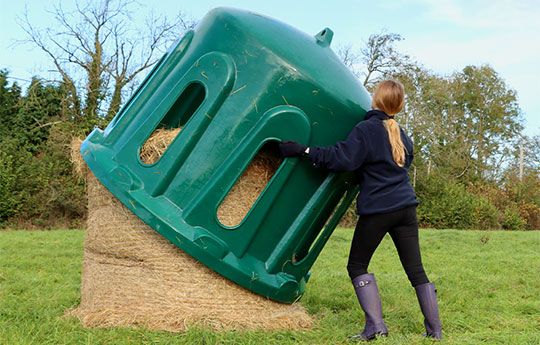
left=306, top=124, right=369, bottom=172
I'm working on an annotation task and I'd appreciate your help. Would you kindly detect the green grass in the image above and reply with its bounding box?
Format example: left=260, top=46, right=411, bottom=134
left=1, top=228, right=539, bottom=345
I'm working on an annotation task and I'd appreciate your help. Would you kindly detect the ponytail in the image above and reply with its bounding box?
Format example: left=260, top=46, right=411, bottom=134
left=383, top=118, right=405, bottom=167
left=372, top=80, right=406, bottom=167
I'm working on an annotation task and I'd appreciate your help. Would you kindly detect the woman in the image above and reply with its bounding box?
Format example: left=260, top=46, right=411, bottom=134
left=279, top=80, right=442, bottom=341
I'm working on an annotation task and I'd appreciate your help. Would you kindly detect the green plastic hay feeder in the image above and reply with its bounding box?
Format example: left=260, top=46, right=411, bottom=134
left=81, top=7, right=371, bottom=303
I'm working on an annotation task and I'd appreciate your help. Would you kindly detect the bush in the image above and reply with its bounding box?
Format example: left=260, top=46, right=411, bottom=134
left=0, top=139, right=32, bottom=224
left=0, top=124, right=86, bottom=229
left=472, top=196, right=500, bottom=229
left=502, top=207, right=527, bottom=230
left=469, top=181, right=537, bottom=230
left=0, top=151, right=20, bottom=223
left=416, top=175, right=500, bottom=229
left=518, top=202, right=540, bottom=230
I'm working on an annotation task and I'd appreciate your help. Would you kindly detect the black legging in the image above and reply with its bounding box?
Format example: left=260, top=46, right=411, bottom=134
left=347, top=206, right=429, bottom=287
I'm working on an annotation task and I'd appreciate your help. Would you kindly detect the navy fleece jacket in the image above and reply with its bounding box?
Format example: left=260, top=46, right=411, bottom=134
left=307, top=110, right=418, bottom=215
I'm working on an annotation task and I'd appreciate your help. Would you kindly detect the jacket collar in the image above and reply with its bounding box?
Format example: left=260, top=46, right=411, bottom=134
left=365, top=109, right=393, bottom=121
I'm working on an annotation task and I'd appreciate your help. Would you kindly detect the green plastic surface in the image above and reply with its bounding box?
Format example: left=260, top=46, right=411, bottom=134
left=81, top=7, right=371, bottom=303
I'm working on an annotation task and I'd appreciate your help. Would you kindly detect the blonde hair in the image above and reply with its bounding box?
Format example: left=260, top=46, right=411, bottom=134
left=372, top=80, right=406, bottom=167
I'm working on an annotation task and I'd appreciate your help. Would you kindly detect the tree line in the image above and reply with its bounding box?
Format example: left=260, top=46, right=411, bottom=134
left=0, top=0, right=538, bottom=229
left=338, top=32, right=538, bottom=229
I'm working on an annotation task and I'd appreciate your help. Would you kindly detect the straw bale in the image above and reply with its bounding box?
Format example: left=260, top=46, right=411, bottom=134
left=70, top=137, right=87, bottom=179
left=68, top=136, right=311, bottom=332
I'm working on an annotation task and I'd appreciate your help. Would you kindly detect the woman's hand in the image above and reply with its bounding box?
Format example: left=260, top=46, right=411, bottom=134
left=279, top=141, right=308, bottom=157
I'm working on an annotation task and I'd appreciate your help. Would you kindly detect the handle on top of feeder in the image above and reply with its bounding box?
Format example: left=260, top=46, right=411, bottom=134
left=315, top=28, right=334, bottom=47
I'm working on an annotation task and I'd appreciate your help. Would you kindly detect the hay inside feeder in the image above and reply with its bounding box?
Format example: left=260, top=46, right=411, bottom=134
left=68, top=134, right=311, bottom=332
left=139, top=128, right=283, bottom=227
left=217, top=142, right=282, bottom=227
left=139, top=128, right=182, bottom=165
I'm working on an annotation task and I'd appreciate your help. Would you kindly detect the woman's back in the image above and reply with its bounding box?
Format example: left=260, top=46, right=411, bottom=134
left=307, top=108, right=417, bottom=215
left=354, top=109, right=417, bottom=215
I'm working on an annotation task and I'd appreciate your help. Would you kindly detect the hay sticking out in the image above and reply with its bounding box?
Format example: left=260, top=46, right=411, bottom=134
left=140, top=128, right=182, bottom=165
left=68, top=134, right=311, bottom=332
left=217, top=148, right=282, bottom=227
left=70, top=137, right=87, bottom=178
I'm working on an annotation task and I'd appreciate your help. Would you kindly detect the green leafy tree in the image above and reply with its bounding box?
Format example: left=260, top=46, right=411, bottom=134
left=395, top=64, right=524, bottom=184
left=451, top=65, right=523, bottom=180
left=13, top=78, right=64, bottom=152
left=0, top=70, right=22, bottom=139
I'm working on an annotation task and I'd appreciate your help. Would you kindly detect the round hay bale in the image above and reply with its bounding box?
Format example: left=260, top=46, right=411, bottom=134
left=68, top=137, right=312, bottom=332
left=70, top=137, right=87, bottom=179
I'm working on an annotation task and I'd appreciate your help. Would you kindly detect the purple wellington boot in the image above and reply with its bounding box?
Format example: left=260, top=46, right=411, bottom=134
left=415, top=282, right=442, bottom=339
left=349, top=273, right=388, bottom=341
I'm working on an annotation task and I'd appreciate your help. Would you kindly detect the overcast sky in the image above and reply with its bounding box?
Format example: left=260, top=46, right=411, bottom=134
left=1, top=0, right=538, bottom=136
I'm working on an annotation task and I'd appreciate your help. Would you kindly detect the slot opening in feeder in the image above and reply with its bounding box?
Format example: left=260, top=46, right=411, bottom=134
left=292, top=189, right=349, bottom=263
left=140, top=82, right=206, bottom=165
left=217, top=141, right=283, bottom=228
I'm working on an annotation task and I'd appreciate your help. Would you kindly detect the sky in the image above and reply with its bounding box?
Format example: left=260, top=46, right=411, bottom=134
left=1, top=0, right=539, bottom=136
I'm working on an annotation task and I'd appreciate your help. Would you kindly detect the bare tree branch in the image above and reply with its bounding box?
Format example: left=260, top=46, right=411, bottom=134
left=336, top=44, right=362, bottom=78
left=360, top=31, right=408, bottom=87
left=18, top=0, right=195, bottom=126
left=105, top=9, right=196, bottom=118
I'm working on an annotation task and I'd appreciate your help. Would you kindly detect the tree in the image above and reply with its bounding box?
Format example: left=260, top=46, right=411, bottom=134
left=0, top=70, right=22, bottom=138
left=14, top=78, right=64, bottom=152
left=360, top=31, right=409, bottom=87
left=336, top=43, right=362, bottom=79
left=393, top=66, right=453, bottom=175
left=503, top=133, right=540, bottom=203
left=393, top=63, right=524, bottom=183
left=449, top=65, right=523, bottom=180
left=337, top=31, right=410, bottom=88
left=19, top=0, right=195, bottom=131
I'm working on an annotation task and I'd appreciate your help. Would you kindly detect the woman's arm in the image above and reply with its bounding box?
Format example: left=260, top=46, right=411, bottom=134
left=307, top=124, right=369, bottom=172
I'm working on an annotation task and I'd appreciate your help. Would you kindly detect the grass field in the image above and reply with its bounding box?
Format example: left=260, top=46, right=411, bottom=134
left=0, top=228, right=539, bottom=344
